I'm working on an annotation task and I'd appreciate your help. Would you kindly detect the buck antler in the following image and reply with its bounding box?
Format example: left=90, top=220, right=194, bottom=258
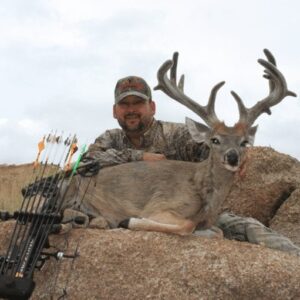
left=231, top=49, right=297, bottom=126
left=154, top=52, right=225, bottom=127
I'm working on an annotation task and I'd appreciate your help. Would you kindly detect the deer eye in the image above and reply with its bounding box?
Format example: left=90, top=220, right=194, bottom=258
left=240, top=140, right=250, bottom=147
left=211, top=138, right=220, bottom=145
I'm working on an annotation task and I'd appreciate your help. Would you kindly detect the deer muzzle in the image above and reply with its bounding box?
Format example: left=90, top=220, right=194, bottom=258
left=224, top=149, right=239, bottom=171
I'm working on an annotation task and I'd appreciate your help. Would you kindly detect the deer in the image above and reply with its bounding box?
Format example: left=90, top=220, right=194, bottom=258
left=62, top=49, right=296, bottom=236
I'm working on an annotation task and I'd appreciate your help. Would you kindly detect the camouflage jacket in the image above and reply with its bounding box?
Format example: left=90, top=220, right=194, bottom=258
left=86, top=119, right=210, bottom=167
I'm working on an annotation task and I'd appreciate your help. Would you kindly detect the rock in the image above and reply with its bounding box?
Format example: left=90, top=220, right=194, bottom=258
left=222, top=147, right=300, bottom=226
left=270, top=188, right=300, bottom=246
left=0, top=222, right=300, bottom=300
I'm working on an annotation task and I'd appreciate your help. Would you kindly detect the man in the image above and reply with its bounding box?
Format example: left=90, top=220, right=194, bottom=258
left=83, top=75, right=300, bottom=255
left=86, top=75, right=209, bottom=167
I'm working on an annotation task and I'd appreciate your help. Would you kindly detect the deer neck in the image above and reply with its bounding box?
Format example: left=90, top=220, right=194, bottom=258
left=212, top=154, right=235, bottom=189
left=195, top=156, right=238, bottom=228
left=195, top=153, right=235, bottom=211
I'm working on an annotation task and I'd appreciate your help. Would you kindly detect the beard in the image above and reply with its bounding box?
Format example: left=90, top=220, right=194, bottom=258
left=118, top=113, right=152, bottom=134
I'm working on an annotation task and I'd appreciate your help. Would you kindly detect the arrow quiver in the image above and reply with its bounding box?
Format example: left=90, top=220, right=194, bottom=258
left=0, top=133, right=86, bottom=299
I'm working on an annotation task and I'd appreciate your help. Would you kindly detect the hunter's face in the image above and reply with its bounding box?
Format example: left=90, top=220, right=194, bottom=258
left=113, top=95, right=156, bottom=134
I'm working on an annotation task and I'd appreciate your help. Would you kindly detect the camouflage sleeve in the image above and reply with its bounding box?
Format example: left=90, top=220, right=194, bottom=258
left=175, top=140, right=210, bottom=162
left=217, top=212, right=300, bottom=256
left=164, top=123, right=210, bottom=162
left=85, top=130, right=144, bottom=167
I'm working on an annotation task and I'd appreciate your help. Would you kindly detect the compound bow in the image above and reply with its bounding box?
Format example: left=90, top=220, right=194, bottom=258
left=0, top=133, right=89, bottom=299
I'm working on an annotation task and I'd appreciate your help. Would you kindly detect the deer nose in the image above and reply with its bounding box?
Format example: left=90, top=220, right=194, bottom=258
left=225, top=149, right=239, bottom=166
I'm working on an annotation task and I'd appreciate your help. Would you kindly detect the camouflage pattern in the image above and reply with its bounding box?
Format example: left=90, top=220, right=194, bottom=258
left=85, top=119, right=210, bottom=168
left=217, top=212, right=300, bottom=256
left=114, top=76, right=152, bottom=103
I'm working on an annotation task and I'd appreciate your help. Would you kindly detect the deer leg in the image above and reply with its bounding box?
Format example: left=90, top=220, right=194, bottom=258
left=119, top=212, right=196, bottom=236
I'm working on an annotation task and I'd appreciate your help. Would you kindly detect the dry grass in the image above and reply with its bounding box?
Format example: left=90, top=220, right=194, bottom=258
left=0, top=163, right=59, bottom=212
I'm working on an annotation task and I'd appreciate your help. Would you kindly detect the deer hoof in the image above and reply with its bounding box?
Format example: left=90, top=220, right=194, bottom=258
left=118, top=219, right=130, bottom=229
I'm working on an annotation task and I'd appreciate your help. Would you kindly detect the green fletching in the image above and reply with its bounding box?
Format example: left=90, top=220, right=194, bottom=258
left=71, top=144, right=87, bottom=176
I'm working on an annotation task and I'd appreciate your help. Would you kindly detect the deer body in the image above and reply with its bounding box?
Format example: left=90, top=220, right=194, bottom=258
left=64, top=49, right=296, bottom=235
left=66, top=125, right=251, bottom=235
left=70, top=157, right=236, bottom=234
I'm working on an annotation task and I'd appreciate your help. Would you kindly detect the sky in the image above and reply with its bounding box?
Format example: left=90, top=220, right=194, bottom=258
left=0, top=0, right=299, bottom=164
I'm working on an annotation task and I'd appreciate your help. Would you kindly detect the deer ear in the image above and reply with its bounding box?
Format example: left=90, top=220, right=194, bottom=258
left=248, top=125, right=258, bottom=145
left=185, top=117, right=210, bottom=143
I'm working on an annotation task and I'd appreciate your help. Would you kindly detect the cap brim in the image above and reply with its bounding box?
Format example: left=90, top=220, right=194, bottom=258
left=115, top=91, right=150, bottom=103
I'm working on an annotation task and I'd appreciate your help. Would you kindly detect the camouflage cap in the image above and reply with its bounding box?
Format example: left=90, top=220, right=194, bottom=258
left=114, top=76, right=152, bottom=104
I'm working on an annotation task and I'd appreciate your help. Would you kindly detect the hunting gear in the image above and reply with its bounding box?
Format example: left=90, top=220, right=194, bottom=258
left=0, top=134, right=86, bottom=299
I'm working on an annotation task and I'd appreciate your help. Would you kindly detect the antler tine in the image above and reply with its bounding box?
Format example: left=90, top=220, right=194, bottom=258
left=234, top=49, right=297, bottom=126
left=230, top=90, right=248, bottom=124
left=263, top=48, right=277, bottom=94
left=170, top=53, right=186, bottom=92
left=170, top=52, right=178, bottom=85
left=263, top=48, right=276, bottom=66
left=207, top=81, right=225, bottom=120
left=154, top=52, right=222, bottom=126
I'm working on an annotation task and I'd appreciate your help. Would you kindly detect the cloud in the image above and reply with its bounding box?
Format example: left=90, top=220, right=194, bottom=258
left=17, top=119, right=47, bottom=136
left=0, top=118, right=8, bottom=127
left=0, top=0, right=299, bottom=164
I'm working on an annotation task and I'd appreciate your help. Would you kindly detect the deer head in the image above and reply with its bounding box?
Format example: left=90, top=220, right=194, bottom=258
left=154, top=50, right=296, bottom=172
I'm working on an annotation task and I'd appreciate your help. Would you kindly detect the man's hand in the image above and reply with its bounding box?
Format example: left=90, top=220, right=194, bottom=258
left=142, top=152, right=166, bottom=161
